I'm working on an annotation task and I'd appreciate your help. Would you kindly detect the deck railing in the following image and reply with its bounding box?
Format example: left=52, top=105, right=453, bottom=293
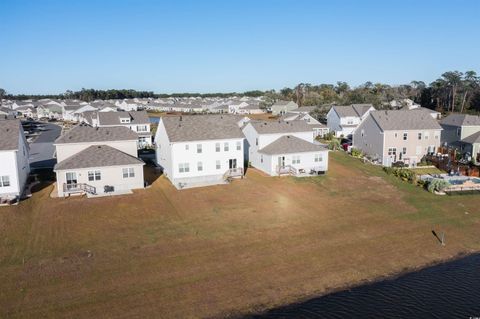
left=223, top=167, right=244, bottom=181
left=63, top=183, right=96, bottom=195
left=277, top=165, right=297, bottom=176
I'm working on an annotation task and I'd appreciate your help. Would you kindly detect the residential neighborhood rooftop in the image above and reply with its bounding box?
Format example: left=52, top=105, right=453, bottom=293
left=249, top=120, right=313, bottom=134
left=258, top=135, right=327, bottom=155
left=161, top=114, right=245, bottom=142
left=370, top=109, right=442, bottom=131
left=332, top=104, right=373, bottom=118
left=98, top=111, right=150, bottom=125
left=0, top=119, right=21, bottom=150
left=55, top=125, right=139, bottom=144
left=440, top=113, right=480, bottom=127
left=54, top=144, right=144, bottom=170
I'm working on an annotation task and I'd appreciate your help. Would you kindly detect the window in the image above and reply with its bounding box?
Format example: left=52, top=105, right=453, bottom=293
left=120, top=118, right=131, bottom=123
left=216, top=160, right=221, bottom=170
left=292, top=155, right=301, bottom=164
left=418, top=132, right=422, bottom=140
left=255, top=138, right=258, bottom=146
left=137, top=125, right=148, bottom=132
left=178, top=163, right=190, bottom=173
left=314, top=154, right=323, bottom=162
left=424, top=132, right=429, bottom=140
left=402, top=147, right=407, bottom=154
left=215, top=142, right=220, bottom=152
left=435, top=133, right=439, bottom=139
left=347, top=119, right=353, bottom=125
left=185, top=144, right=189, bottom=150
left=236, top=141, right=241, bottom=151
left=122, top=168, right=135, bottom=178
left=139, top=137, right=147, bottom=144
left=403, top=132, right=408, bottom=140
left=197, top=144, right=202, bottom=153
left=394, top=133, right=398, bottom=138
left=261, top=155, right=263, bottom=163
left=388, top=148, right=397, bottom=156
left=197, top=161, right=203, bottom=171
left=224, top=142, right=229, bottom=151
left=88, top=170, right=101, bottom=181
left=457, top=128, right=461, bottom=137
left=0, top=175, right=10, bottom=187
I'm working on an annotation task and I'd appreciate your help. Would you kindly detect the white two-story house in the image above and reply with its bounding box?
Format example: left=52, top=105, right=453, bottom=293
left=353, top=110, right=442, bottom=167
left=53, top=126, right=145, bottom=198
left=243, top=120, right=328, bottom=176
left=327, top=104, right=375, bottom=137
left=155, top=115, right=247, bottom=189
left=0, top=120, right=30, bottom=203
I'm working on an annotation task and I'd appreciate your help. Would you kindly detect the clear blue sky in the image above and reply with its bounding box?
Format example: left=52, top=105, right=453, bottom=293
left=1, top=0, right=479, bottom=95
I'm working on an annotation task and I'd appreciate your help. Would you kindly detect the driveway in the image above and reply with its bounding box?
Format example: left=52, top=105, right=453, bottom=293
left=29, top=123, right=62, bottom=169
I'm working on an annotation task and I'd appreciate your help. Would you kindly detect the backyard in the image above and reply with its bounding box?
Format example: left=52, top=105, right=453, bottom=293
left=1, top=152, right=479, bottom=318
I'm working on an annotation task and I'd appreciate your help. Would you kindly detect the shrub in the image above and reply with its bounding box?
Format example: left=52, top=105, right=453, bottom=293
left=392, top=161, right=405, bottom=168
left=323, top=132, right=335, bottom=141
left=427, top=179, right=450, bottom=193
left=328, top=139, right=341, bottom=151
left=350, top=148, right=363, bottom=158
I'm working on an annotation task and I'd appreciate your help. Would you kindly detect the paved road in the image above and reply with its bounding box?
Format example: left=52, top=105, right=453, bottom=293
left=29, top=123, right=62, bottom=169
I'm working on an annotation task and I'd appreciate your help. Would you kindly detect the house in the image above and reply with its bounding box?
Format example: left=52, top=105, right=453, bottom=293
left=353, top=110, right=442, bottom=167
left=53, top=126, right=145, bottom=198
left=37, top=104, right=63, bottom=119
left=83, top=111, right=152, bottom=148
left=440, top=114, right=480, bottom=163
left=155, top=115, right=246, bottom=189
left=326, top=104, right=375, bottom=138
left=0, top=120, right=30, bottom=203
left=270, top=100, right=298, bottom=115
left=0, top=106, right=16, bottom=119
left=281, top=110, right=329, bottom=138
left=15, top=105, right=36, bottom=119
left=243, top=120, right=328, bottom=176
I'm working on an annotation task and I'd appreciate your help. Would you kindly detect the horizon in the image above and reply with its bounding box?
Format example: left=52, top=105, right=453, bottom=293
left=1, top=0, right=480, bottom=95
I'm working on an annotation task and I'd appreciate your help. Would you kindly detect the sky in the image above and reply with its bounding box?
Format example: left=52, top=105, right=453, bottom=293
left=1, top=0, right=480, bottom=95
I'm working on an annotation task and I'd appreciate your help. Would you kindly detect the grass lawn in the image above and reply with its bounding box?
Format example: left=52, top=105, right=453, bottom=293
left=1, top=152, right=479, bottom=318
left=409, top=166, right=445, bottom=175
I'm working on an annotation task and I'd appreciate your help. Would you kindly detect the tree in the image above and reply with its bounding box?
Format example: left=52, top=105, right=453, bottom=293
left=0, top=88, right=5, bottom=105
left=460, top=71, right=479, bottom=112
left=441, top=71, right=463, bottom=112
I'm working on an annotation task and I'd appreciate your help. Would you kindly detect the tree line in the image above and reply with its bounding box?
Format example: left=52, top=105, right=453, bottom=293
left=1, top=70, right=479, bottom=113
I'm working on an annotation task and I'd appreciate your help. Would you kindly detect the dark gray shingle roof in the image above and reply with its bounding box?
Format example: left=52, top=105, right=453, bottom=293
left=370, top=110, right=442, bottom=131
left=54, top=145, right=144, bottom=170
left=162, top=115, right=245, bottom=142
left=0, top=119, right=21, bottom=150
left=440, top=114, right=480, bottom=127
left=55, top=125, right=138, bottom=144
left=98, top=111, right=149, bottom=125
left=461, top=131, right=480, bottom=144
left=249, top=120, right=313, bottom=134
left=258, top=135, right=327, bottom=155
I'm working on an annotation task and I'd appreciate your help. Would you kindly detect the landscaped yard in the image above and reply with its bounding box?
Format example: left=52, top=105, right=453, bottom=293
left=1, top=152, right=479, bottom=318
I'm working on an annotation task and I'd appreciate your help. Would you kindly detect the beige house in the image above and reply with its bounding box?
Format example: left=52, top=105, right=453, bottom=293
left=54, top=126, right=145, bottom=197
left=353, top=110, right=442, bottom=166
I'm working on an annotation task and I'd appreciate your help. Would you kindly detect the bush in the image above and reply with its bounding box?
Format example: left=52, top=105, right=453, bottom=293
left=427, top=179, right=450, bottom=193
left=328, top=139, right=341, bottom=151
left=392, top=161, right=405, bottom=168
left=350, top=148, right=363, bottom=158
left=382, top=167, right=415, bottom=183
left=323, top=132, right=335, bottom=141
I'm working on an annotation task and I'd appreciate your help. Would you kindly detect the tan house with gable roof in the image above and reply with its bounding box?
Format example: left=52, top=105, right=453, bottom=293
left=353, top=109, right=442, bottom=167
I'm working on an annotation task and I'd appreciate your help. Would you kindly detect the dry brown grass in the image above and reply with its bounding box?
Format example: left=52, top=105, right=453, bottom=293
left=1, top=152, right=479, bottom=318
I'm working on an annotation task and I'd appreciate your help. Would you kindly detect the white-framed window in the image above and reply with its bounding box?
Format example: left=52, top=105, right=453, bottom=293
left=292, top=155, right=301, bottom=164
left=236, top=141, right=241, bottom=151
left=224, top=142, right=229, bottom=151
left=139, top=136, right=147, bottom=144
left=402, top=147, right=407, bottom=154
left=178, top=163, right=190, bottom=173
left=120, top=118, right=131, bottom=123
left=216, top=160, right=221, bottom=170
left=197, top=161, right=203, bottom=171
left=197, top=144, right=202, bottom=153
left=435, top=132, right=439, bottom=139
left=418, top=132, right=422, bottom=140
left=122, top=167, right=135, bottom=178
left=215, top=142, right=220, bottom=152
left=88, top=170, right=101, bottom=181
left=185, top=144, right=189, bottom=150
left=403, top=132, right=408, bottom=140
left=137, top=125, right=148, bottom=132
left=0, top=175, right=10, bottom=187
left=314, top=154, right=323, bottom=162
left=347, top=119, right=353, bottom=125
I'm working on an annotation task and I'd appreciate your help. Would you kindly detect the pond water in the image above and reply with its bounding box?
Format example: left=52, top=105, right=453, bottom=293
left=149, top=117, right=160, bottom=124
left=249, top=254, right=480, bottom=318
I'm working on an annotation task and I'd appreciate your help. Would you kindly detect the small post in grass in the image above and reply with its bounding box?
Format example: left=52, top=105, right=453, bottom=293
left=441, top=232, right=446, bottom=246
